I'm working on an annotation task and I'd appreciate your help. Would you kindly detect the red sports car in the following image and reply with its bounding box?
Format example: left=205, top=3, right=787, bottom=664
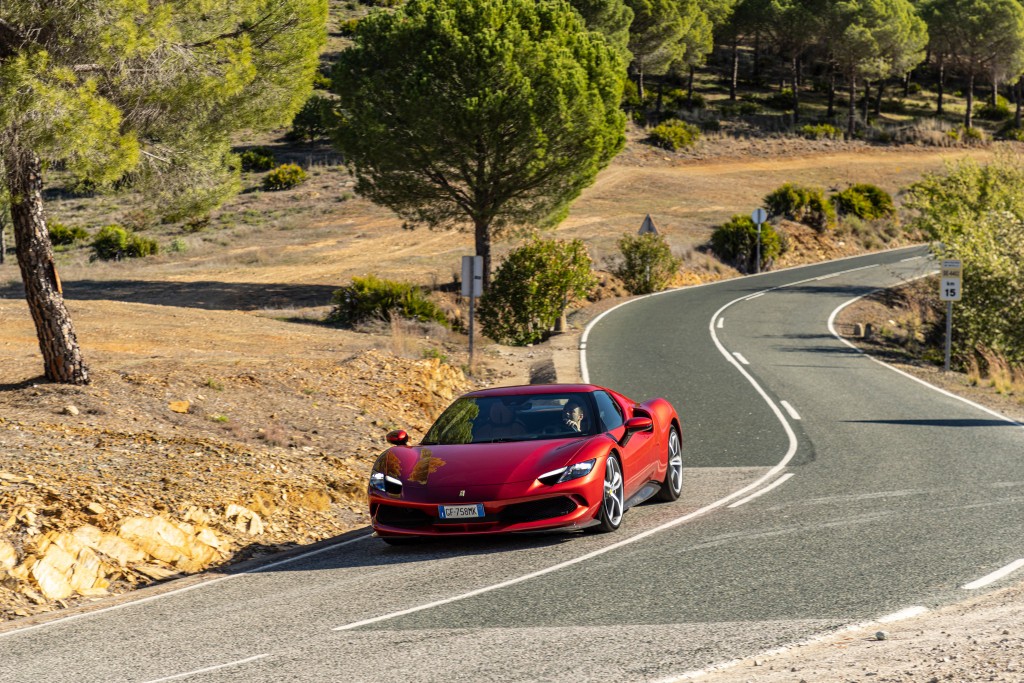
left=368, top=384, right=682, bottom=543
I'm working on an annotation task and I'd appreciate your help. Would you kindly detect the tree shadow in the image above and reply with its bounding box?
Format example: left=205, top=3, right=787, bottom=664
left=1, top=279, right=338, bottom=312
left=0, top=376, right=47, bottom=392
left=843, top=418, right=1019, bottom=428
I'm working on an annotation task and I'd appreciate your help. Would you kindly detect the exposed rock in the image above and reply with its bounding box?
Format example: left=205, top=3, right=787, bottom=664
left=63, top=405, right=80, bottom=417
left=168, top=401, right=191, bottom=414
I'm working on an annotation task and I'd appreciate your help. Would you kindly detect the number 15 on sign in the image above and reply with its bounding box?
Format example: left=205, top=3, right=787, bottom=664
left=940, top=277, right=961, bottom=301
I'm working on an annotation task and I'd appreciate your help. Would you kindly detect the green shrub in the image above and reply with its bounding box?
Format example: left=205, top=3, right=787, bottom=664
left=907, top=82, right=922, bottom=95
left=717, top=102, right=740, bottom=117
left=240, top=147, right=275, bottom=172
left=710, top=215, right=784, bottom=273
left=800, top=123, right=843, bottom=140
left=621, top=79, right=641, bottom=108
left=613, top=232, right=682, bottom=295
left=326, top=275, right=449, bottom=327
left=739, top=101, right=760, bottom=115
left=47, top=222, right=89, bottom=246
left=312, top=71, right=332, bottom=90
left=764, top=182, right=836, bottom=232
left=975, top=95, right=1012, bottom=121
left=648, top=119, right=701, bottom=151
left=477, top=238, right=596, bottom=346
left=90, top=225, right=158, bottom=261
left=763, top=89, right=796, bottom=111
left=288, top=94, right=333, bottom=143
left=262, top=163, right=307, bottom=191
left=830, top=183, right=896, bottom=220
left=998, top=124, right=1024, bottom=141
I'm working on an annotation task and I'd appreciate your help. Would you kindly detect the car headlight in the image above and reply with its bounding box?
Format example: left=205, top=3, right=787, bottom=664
left=370, top=455, right=403, bottom=495
left=538, top=458, right=597, bottom=485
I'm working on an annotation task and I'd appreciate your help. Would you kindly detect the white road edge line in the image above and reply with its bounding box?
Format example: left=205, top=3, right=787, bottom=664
left=780, top=400, right=801, bottom=420
left=579, top=246, right=919, bottom=383
left=140, top=654, right=270, bottom=683
left=746, top=292, right=765, bottom=300
left=827, top=294, right=1024, bottom=432
left=658, top=606, right=929, bottom=682
left=732, top=352, right=750, bottom=366
left=0, top=534, right=372, bottom=640
left=962, top=559, right=1024, bottom=590
left=728, top=473, right=794, bottom=508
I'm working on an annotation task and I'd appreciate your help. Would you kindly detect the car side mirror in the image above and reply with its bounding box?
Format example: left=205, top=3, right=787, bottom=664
left=619, top=416, right=653, bottom=447
left=386, top=429, right=409, bottom=446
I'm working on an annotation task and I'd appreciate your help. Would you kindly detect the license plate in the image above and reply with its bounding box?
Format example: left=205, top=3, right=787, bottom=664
left=439, top=503, right=484, bottom=519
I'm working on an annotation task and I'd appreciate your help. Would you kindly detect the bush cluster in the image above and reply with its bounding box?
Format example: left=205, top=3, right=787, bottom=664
left=831, top=183, right=895, bottom=220
left=648, top=119, right=701, bottom=151
left=90, top=225, right=159, bottom=261
left=709, top=215, right=784, bottom=273
left=764, top=182, right=836, bottom=232
left=478, top=238, right=595, bottom=346
left=288, top=94, right=333, bottom=143
left=240, top=147, right=276, bottom=172
left=48, top=222, right=89, bottom=246
left=975, top=95, right=1012, bottom=121
left=262, top=163, right=307, bottom=191
left=326, top=275, right=449, bottom=327
left=763, top=89, right=796, bottom=111
left=800, top=123, right=843, bottom=140
left=614, top=232, right=682, bottom=295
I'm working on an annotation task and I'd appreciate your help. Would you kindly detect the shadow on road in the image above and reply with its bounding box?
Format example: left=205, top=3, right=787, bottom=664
left=843, top=418, right=1019, bottom=428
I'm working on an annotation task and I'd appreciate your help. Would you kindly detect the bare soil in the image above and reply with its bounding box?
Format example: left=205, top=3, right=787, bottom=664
left=1, top=138, right=1022, bottom=681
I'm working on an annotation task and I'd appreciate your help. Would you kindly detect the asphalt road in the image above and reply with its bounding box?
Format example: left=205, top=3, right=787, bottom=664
left=3, top=246, right=1023, bottom=682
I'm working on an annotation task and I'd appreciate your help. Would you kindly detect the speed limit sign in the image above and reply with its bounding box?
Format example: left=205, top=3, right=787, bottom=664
left=939, top=259, right=962, bottom=301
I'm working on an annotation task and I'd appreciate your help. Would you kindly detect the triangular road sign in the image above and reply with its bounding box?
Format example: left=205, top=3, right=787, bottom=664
left=638, top=214, right=659, bottom=235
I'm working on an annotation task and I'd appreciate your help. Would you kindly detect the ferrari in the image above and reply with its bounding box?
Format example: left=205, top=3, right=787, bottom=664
left=367, top=384, right=682, bottom=543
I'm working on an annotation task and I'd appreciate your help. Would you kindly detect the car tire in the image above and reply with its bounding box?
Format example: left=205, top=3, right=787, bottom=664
left=655, top=426, right=683, bottom=502
left=593, top=455, right=625, bottom=533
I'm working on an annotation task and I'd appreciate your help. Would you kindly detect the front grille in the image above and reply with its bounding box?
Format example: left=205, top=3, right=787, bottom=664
left=500, top=496, right=578, bottom=524
left=375, top=505, right=432, bottom=529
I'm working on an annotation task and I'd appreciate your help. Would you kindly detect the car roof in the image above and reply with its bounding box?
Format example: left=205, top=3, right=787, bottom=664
left=463, top=384, right=601, bottom=399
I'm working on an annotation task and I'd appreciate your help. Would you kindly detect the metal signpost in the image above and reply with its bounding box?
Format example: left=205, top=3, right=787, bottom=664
left=461, top=255, right=483, bottom=371
left=751, top=208, right=767, bottom=274
left=939, top=258, right=962, bottom=372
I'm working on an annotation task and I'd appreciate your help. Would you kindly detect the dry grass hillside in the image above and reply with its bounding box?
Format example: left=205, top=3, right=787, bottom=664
left=2, top=133, right=1022, bottom=681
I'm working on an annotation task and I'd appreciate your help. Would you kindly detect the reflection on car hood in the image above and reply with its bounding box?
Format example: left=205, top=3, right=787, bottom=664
left=391, top=438, right=590, bottom=487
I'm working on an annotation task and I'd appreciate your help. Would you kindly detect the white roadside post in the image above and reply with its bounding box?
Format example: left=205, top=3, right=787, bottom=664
left=461, top=255, right=484, bottom=372
left=751, top=208, right=767, bottom=274
left=939, top=258, right=962, bottom=372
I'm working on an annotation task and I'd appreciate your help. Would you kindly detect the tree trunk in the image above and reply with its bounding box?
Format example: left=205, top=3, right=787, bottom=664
left=847, top=72, right=857, bottom=138
left=827, top=66, right=836, bottom=119
left=874, top=80, right=884, bottom=116
left=937, top=57, right=945, bottom=115
left=965, top=70, right=975, bottom=129
left=687, top=66, right=695, bottom=105
left=991, top=70, right=998, bottom=106
left=637, top=69, right=645, bottom=105
left=792, top=56, right=801, bottom=124
left=656, top=80, right=664, bottom=114
left=863, top=81, right=871, bottom=127
left=0, top=221, right=6, bottom=265
left=4, top=148, right=89, bottom=384
left=1015, top=77, right=1022, bottom=129
left=730, top=39, right=739, bottom=101
left=473, top=218, right=493, bottom=293
left=753, top=31, right=761, bottom=82
left=903, top=71, right=911, bottom=98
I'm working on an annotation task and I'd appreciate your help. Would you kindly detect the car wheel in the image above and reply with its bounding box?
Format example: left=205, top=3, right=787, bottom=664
left=594, top=456, right=624, bottom=533
left=655, top=426, right=683, bottom=502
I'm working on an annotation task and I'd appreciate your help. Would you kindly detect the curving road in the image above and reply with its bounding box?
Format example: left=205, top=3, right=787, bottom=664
left=2, top=247, right=1023, bottom=682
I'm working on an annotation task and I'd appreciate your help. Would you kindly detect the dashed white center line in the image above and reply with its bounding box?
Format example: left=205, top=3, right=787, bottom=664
left=717, top=318, right=724, bottom=329
left=780, top=400, right=801, bottom=420
left=732, top=352, right=750, bottom=365
left=728, top=473, right=794, bottom=508
left=140, top=654, right=270, bottom=683
left=962, top=559, right=1024, bottom=590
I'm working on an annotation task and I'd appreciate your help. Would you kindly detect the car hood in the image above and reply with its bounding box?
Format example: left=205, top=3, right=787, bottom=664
left=389, top=438, right=590, bottom=488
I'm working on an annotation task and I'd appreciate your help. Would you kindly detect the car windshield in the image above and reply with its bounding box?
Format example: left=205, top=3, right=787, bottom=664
left=421, top=393, right=597, bottom=445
